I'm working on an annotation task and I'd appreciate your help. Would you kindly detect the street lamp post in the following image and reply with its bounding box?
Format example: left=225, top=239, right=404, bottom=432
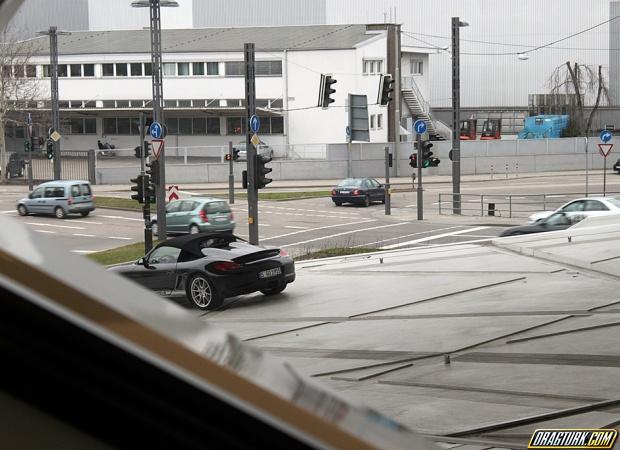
left=451, top=17, right=468, bottom=215
left=37, top=26, right=70, bottom=180
left=131, top=0, right=178, bottom=241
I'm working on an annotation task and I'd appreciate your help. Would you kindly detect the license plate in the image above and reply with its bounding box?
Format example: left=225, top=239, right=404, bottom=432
left=258, top=267, right=282, bottom=279
left=339, top=190, right=350, bottom=194
left=214, top=217, right=226, bottom=222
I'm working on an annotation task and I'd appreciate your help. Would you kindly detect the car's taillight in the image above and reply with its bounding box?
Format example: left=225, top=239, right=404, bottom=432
left=279, top=248, right=288, bottom=257
left=67, top=196, right=73, bottom=205
left=229, top=212, right=234, bottom=221
left=352, top=189, right=360, bottom=196
left=212, top=261, right=242, bottom=272
left=199, top=209, right=209, bottom=222
left=331, top=189, right=337, bottom=196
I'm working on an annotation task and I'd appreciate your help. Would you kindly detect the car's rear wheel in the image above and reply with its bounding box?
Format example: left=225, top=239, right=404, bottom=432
left=189, top=224, right=200, bottom=234
left=80, top=211, right=90, bottom=217
left=17, top=204, right=28, bottom=216
left=54, top=206, right=66, bottom=219
left=334, top=200, right=342, bottom=206
left=187, top=274, right=222, bottom=310
left=260, top=282, right=287, bottom=296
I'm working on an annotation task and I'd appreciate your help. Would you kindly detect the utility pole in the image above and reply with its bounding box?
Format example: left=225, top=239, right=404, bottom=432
left=417, top=132, right=423, bottom=220
left=451, top=17, right=468, bottom=215
left=384, top=146, right=391, bottom=215
left=228, top=141, right=234, bottom=204
left=139, top=112, right=153, bottom=253
left=245, top=43, right=259, bottom=245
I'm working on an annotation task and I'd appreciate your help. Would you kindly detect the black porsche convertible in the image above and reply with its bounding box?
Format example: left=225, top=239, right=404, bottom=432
left=108, top=233, right=295, bottom=310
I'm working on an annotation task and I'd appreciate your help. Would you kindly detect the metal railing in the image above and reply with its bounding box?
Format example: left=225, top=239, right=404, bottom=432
left=401, top=75, right=431, bottom=114
left=438, top=191, right=620, bottom=218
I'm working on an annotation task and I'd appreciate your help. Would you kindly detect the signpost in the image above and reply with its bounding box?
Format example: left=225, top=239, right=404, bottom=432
left=413, top=119, right=426, bottom=220
left=151, top=139, right=164, bottom=160
left=599, top=130, right=614, bottom=196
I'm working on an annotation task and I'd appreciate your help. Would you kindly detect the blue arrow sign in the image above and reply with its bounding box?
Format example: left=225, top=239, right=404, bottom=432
left=600, top=129, right=612, bottom=143
left=414, top=119, right=427, bottom=135
left=250, top=115, right=260, bottom=134
left=150, top=121, right=163, bottom=139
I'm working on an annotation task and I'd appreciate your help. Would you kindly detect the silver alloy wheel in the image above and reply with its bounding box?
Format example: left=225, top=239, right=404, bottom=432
left=189, top=224, right=200, bottom=234
left=55, top=206, right=66, bottom=219
left=190, top=277, right=212, bottom=307
left=17, top=204, right=27, bottom=216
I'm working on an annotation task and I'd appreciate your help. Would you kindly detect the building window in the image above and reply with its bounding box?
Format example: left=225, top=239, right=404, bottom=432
left=166, top=118, right=178, bottom=135
left=410, top=59, right=423, bottom=75
left=256, top=60, right=282, bottom=76
left=130, top=63, right=143, bottom=76
left=25, top=65, right=36, bottom=77
left=226, top=117, right=245, bottom=135
left=363, top=59, right=383, bottom=75
left=163, top=63, right=176, bottom=76
left=67, top=118, right=96, bottom=134
left=178, top=117, right=192, bottom=134
left=144, top=63, right=152, bottom=76
left=116, top=117, right=131, bottom=134
left=83, top=64, right=94, bottom=77
left=103, top=118, right=116, bottom=134
left=102, top=63, right=114, bottom=77
left=192, top=62, right=204, bottom=76
left=207, top=117, right=220, bottom=135
left=206, top=62, right=218, bottom=75
left=192, top=99, right=204, bottom=107
left=70, top=64, right=82, bottom=77
left=270, top=116, right=284, bottom=134
left=377, top=114, right=383, bottom=129
left=370, top=114, right=376, bottom=130
left=224, top=62, right=244, bottom=76
left=58, top=64, right=68, bottom=77
left=192, top=117, right=206, bottom=134
left=177, top=62, right=190, bottom=76
left=115, top=63, right=128, bottom=77
left=84, top=118, right=96, bottom=133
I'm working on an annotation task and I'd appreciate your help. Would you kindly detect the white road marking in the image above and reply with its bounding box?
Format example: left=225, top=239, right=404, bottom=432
left=0, top=210, right=16, bottom=214
left=107, top=236, right=133, bottom=240
left=25, top=222, right=85, bottom=230
left=284, top=225, right=308, bottom=229
left=259, top=223, right=272, bottom=226
left=404, top=204, right=417, bottom=208
left=352, top=226, right=464, bottom=248
left=33, top=229, right=56, bottom=234
left=99, top=215, right=143, bottom=222
left=66, top=219, right=103, bottom=225
left=261, top=219, right=376, bottom=241
left=73, top=233, right=96, bottom=237
left=71, top=250, right=96, bottom=254
left=179, top=190, right=201, bottom=196
left=380, top=226, right=490, bottom=249
left=286, top=222, right=410, bottom=247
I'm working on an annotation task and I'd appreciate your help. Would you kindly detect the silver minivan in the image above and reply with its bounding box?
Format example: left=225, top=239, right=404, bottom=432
left=17, top=180, right=95, bottom=218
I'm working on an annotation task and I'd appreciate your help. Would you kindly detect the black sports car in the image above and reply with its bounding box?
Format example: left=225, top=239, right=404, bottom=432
left=499, top=211, right=583, bottom=237
left=108, top=233, right=295, bottom=310
left=331, top=177, right=385, bottom=206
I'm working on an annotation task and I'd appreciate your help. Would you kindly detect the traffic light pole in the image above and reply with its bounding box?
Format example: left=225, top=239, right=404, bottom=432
left=384, top=146, right=391, bottom=216
left=244, top=43, right=259, bottom=245
left=49, top=27, right=61, bottom=180
left=139, top=112, right=152, bottom=253
left=228, top=141, right=234, bottom=204
left=417, top=133, right=423, bottom=220
left=451, top=17, right=462, bottom=215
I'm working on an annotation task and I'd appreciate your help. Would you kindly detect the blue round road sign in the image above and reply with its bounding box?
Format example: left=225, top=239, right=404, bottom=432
left=150, top=121, right=163, bottom=139
left=600, top=130, right=612, bottom=143
left=414, top=119, right=427, bottom=135
left=250, top=115, right=260, bottom=133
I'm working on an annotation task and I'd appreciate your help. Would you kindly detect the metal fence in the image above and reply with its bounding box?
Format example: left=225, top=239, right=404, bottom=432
left=438, top=191, right=620, bottom=218
left=29, top=150, right=95, bottom=183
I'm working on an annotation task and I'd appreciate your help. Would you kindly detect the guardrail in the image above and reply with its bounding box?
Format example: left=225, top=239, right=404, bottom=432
left=438, top=191, right=620, bottom=218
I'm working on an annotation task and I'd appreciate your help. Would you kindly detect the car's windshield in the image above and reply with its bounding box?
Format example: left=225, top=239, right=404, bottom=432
left=606, top=198, right=620, bottom=208
left=337, top=179, right=363, bottom=187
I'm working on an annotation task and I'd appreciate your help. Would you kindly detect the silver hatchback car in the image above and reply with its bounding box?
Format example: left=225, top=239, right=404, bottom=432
left=17, top=180, right=95, bottom=219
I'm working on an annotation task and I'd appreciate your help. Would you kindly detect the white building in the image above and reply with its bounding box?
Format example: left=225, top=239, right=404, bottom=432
left=6, top=24, right=435, bottom=153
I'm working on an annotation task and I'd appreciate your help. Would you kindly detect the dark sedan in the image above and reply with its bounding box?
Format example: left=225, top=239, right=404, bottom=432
left=614, top=158, right=620, bottom=174
left=108, top=233, right=295, bottom=310
left=500, top=212, right=584, bottom=237
left=331, top=177, right=385, bottom=207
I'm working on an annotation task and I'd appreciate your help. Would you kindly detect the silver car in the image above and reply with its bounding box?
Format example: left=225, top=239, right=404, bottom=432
left=233, top=141, right=274, bottom=161
left=16, top=180, right=95, bottom=219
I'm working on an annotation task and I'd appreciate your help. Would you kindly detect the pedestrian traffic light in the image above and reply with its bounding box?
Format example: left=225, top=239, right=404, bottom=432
left=146, top=159, right=160, bottom=186
left=134, top=141, right=151, bottom=159
left=256, top=153, right=272, bottom=189
left=233, top=148, right=240, bottom=161
left=24, top=140, right=31, bottom=152
left=134, top=145, right=141, bottom=158
left=131, top=174, right=144, bottom=204
left=318, top=74, right=337, bottom=108
left=421, top=141, right=440, bottom=167
left=409, top=153, right=418, bottom=168
left=46, top=139, right=54, bottom=160
left=378, top=74, right=395, bottom=106
left=144, top=174, right=156, bottom=204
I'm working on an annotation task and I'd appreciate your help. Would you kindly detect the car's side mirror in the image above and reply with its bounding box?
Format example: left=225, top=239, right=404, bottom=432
left=137, top=258, right=145, bottom=265
left=28, top=193, right=33, bottom=199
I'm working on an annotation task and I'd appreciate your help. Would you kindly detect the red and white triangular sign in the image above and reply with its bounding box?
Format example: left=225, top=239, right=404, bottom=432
left=152, top=138, right=165, bottom=160
left=598, top=143, right=613, bottom=157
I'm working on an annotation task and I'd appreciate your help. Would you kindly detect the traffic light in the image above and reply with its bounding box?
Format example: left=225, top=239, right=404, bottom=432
left=255, top=153, right=272, bottom=189
left=134, top=141, right=151, bottom=159
left=134, top=145, right=141, bottom=158
left=131, top=174, right=144, bottom=204
left=46, top=139, right=54, bottom=160
left=24, top=140, right=31, bottom=152
left=421, top=141, right=440, bottom=167
left=378, top=74, right=395, bottom=106
left=146, top=159, right=160, bottom=186
left=409, top=153, right=418, bottom=168
left=233, top=148, right=240, bottom=161
left=318, top=74, right=337, bottom=108
left=144, top=174, right=156, bottom=204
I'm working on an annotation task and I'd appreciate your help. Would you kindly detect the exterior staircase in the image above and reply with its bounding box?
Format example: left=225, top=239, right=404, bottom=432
left=401, top=77, right=445, bottom=141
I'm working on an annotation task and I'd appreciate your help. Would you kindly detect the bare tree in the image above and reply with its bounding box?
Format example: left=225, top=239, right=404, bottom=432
left=547, top=61, right=610, bottom=136
left=0, top=30, right=40, bottom=183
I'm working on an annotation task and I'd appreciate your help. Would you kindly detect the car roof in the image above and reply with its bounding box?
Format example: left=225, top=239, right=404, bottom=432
left=37, top=180, right=90, bottom=187
left=170, top=197, right=229, bottom=204
left=155, top=232, right=241, bottom=258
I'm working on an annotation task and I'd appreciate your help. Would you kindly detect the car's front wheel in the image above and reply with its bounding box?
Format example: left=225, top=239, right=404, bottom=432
left=80, top=211, right=90, bottom=217
left=17, top=204, right=28, bottom=216
left=363, top=195, right=370, bottom=207
left=261, top=282, right=287, bottom=296
left=186, top=274, right=222, bottom=310
left=189, top=224, right=200, bottom=234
